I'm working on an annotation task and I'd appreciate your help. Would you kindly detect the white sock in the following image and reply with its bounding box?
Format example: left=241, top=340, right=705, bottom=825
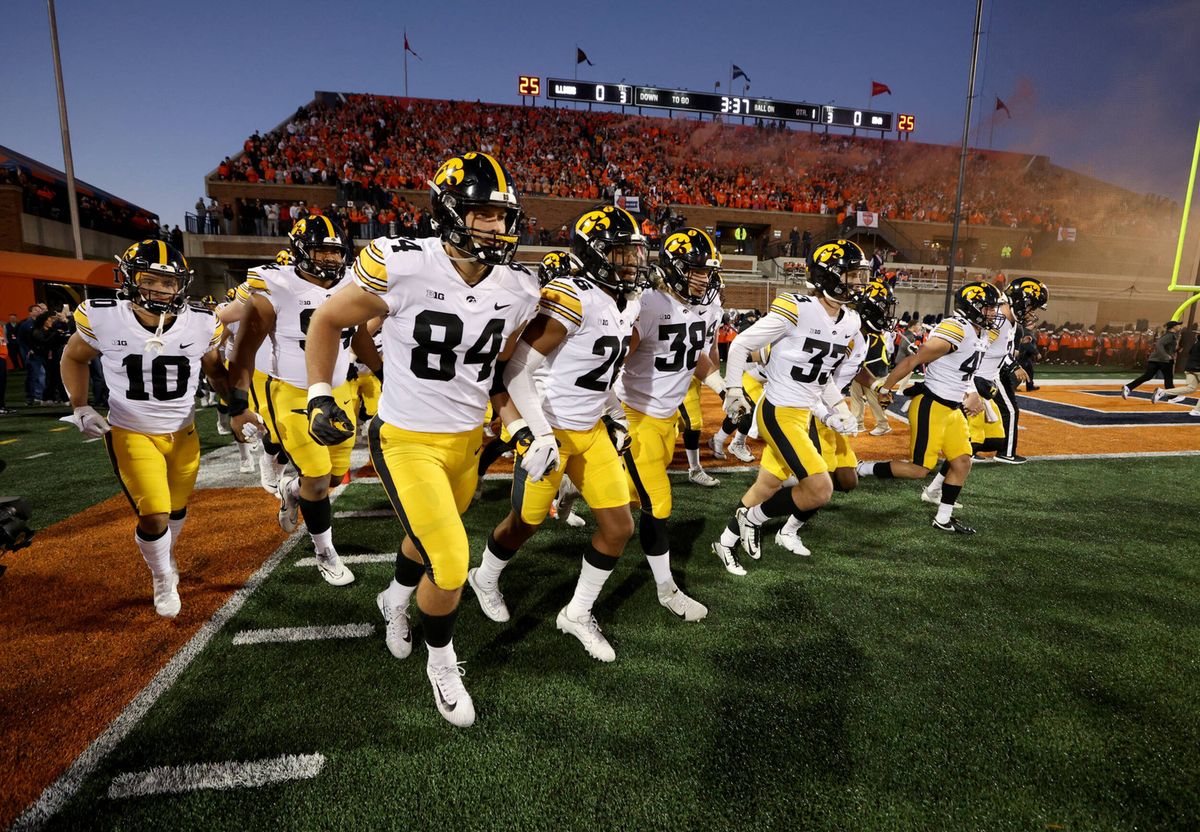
left=167, top=515, right=186, bottom=549
left=685, top=447, right=701, bottom=470
left=780, top=476, right=799, bottom=488
left=713, top=427, right=729, bottom=445
left=136, top=528, right=174, bottom=579
left=856, top=461, right=875, bottom=477
left=645, top=552, right=672, bottom=585
left=929, top=472, right=946, bottom=492
left=730, top=431, right=746, bottom=446
left=745, top=504, right=769, bottom=526
left=285, top=477, right=301, bottom=499
left=474, top=546, right=510, bottom=588
left=719, top=516, right=741, bottom=547
left=566, top=559, right=614, bottom=619
left=237, top=441, right=252, bottom=462
left=782, top=515, right=803, bottom=534
left=311, top=528, right=334, bottom=552
left=935, top=502, right=954, bottom=524
left=384, top=577, right=416, bottom=608
left=427, top=639, right=456, bottom=668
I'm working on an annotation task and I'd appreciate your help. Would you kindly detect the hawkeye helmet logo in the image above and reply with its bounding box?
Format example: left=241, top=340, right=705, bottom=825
left=812, top=242, right=846, bottom=264
left=665, top=232, right=694, bottom=255
left=434, top=157, right=466, bottom=187
left=961, top=284, right=988, bottom=302
left=576, top=206, right=615, bottom=237
left=542, top=252, right=564, bottom=268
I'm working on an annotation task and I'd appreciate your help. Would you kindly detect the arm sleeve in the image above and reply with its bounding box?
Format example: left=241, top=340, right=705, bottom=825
left=503, top=340, right=553, bottom=437
left=724, top=314, right=792, bottom=390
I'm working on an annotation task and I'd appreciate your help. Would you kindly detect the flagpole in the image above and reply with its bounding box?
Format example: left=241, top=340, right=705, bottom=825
left=47, top=0, right=83, bottom=260
left=989, top=109, right=996, bottom=150
left=403, top=28, right=408, bottom=97
left=945, top=0, right=985, bottom=315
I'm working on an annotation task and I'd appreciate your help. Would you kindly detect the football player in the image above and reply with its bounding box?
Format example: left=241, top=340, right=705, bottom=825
left=984, top=277, right=1049, bottom=463
left=857, top=282, right=1001, bottom=534
left=304, top=151, right=540, bottom=728
left=60, top=240, right=228, bottom=617
left=469, top=204, right=648, bottom=662
left=612, top=227, right=725, bottom=620
left=229, top=214, right=371, bottom=585
left=711, top=240, right=866, bottom=574
left=214, top=287, right=258, bottom=474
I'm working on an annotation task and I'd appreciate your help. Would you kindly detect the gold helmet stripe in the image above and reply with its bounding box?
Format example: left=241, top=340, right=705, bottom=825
left=480, top=152, right=509, bottom=193
left=157, top=240, right=168, bottom=265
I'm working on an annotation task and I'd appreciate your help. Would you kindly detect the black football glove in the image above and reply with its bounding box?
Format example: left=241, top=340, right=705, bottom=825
left=305, top=396, right=354, bottom=446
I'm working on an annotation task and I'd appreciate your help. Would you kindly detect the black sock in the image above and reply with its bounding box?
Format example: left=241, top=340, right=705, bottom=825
left=941, top=483, right=963, bottom=506
left=683, top=429, right=701, bottom=451
left=940, top=459, right=951, bottom=475
left=639, top=514, right=670, bottom=556
left=792, top=507, right=819, bottom=524
left=298, top=496, right=331, bottom=535
left=487, top=531, right=519, bottom=561
left=584, top=544, right=618, bottom=571
left=873, top=462, right=895, bottom=479
left=394, top=552, right=425, bottom=586
left=737, top=413, right=753, bottom=435
left=169, top=507, right=187, bottom=521
left=423, top=608, right=460, bottom=649
left=721, top=415, right=736, bottom=434
left=761, top=488, right=798, bottom=519
left=980, top=438, right=1006, bottom=453
left=216, top=402, right=228, bottom=415
left=136, top=525, right=168, bottom=542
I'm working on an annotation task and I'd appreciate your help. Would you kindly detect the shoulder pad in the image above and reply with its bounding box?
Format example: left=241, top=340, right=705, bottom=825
left=188, top=302, right=214, bottom=315
left=89, top=297, right=118, bottom=308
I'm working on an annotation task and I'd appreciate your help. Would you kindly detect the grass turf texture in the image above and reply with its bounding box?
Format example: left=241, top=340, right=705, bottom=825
left=36, top=457, right=1200, bottom=831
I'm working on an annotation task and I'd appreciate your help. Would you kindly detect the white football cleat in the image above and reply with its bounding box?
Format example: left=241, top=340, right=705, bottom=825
left=260, top=450, right=283, bottom=494
left=1152, top=388, right=1165, bottom=404
left=238, top=456, right=256, bottom=474
left=869, top=423, right=892, bottom=436
left=921, top=485, right=963, bottom=509
left=216, top=413, right=232, bottom=435
left=376, top=590, right=412, bottom=659
left=707, top=435, right=727, bottom=460
left=712, top=540, right=747, bottom=576
left=727, top=441, right=755, bottom=463
left=1166, top=395, right=1186, bottom=404
left=556, top=606, right=616, bottom=662
left=565, top=511, right=586, bottom=528
left=314, top=547, right=355, bottom=586
left=688, top=467, right=721, bottom=487
left=276, top=475, right=301, bottom=533
left=1120, top=386, right=1130, bottom=400
left=774, top=527, right=811, bottom=556
left=467, top=567, right=510, bottom=623
left=657, top=580, right=707, bottom=621
left=426, top=661, right=476, bottom=727
left=152, top=571, right=181, bottom=618
left=734, top=506, right=762, bottom=560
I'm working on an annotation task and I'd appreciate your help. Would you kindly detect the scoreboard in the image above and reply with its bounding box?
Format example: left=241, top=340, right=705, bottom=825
left=543, top=78, right=895, bottom=132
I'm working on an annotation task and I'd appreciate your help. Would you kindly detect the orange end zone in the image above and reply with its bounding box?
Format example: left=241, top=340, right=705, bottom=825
left=0, top=488, right=288, bottom=828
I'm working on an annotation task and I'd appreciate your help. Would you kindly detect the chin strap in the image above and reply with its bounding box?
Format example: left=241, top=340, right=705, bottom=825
left=144, top=311, right=167, bottom=355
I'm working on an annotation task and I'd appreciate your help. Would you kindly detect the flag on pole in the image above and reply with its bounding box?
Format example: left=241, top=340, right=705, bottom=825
left=732, top=64, right=751, bottom=83
left=995, top=96, right=1011, bottom=117
left=404, top=34, right=421, bottom=60
left=871, top=81, right=892, bottom=96
left=576, top=47, right=593, bottom=66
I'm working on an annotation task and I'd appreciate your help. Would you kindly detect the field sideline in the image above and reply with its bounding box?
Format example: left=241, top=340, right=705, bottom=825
left=2, top=374, right=1198, bottom=830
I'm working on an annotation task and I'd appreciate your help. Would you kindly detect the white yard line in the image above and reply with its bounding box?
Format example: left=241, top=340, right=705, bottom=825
left=23, top=452, right=52, bottom=460
left=333, top=509, right=392, bottom=519
left=107, top=753, right=325, bottom=799
left=293, top=553, right=393, bottom=568
left=231, top=624, right=374, bottom=646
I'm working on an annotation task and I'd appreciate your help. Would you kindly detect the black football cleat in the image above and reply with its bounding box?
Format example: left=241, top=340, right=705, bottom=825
left=932, top=517, right=977, bottom=534
left=994, top=454, right=1027, bottom=464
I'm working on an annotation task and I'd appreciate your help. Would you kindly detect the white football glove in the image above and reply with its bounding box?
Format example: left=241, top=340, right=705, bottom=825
left=521, top=434, right=561, bottom=483
left=723, top=387, right=751, bottom=420
left=67, top=406, right=111, bottom=438
left=602, top=415, right=632, bottom=455
left=822, top=411, right=859, bottom=436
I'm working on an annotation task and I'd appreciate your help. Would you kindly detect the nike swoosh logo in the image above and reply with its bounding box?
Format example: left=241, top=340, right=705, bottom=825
left=434, top=685, right=456, bottom=711
left=494, top=303, right=511, bottom=310
left=180, top=343, right=194, bottom=349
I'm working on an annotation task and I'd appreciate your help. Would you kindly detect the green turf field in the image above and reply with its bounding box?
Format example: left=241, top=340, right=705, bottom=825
left=34, top=456, right=1200, bottom=832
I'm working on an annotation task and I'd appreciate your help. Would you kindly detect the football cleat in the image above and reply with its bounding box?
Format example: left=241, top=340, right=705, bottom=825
left=1120, top=386, right=1130, bottom=399
left=1190, top=408, right=1200, bottom=417
left=774, top=527, right=811, bottom=557
left=238, top=457, right=256, bottom=474
left=152, top=571, right=181, bottom=619
left=707, top=435, right=727, bottom=460
left=565, top=510, right=586, bottom=528
left=869, top=423, right=892, bottom=436
left=276, top=475, right=301, bottom=533
left=688, top=467, right=721, bottom=487
left=1152, top=388, right=1165, bottom=404
left=376, top=591, right=412, bottom=659
left=727, top=441, right=755, bottom=463
left=260, top=450, right=283, bottom=494
left=734, top=506, right=762, bottom=560
left=921, top=486, right=963, bottom=509
left=933, top=517, right=977, bottom=534
left=657, top=580, right=708, bottom=622
left=712, top=540, right=747, bottom=576
left=555, top=477, right=581, bottom=522
left=467, top=567, right=510, bottom=623
left=314, top=547, right=355, bottom=586
left=1166, top=395, right=1186, bottom=404
left=216, top=412, right=232, bottom=435
left=556, top=606, right=616, bottom=662
left=426, top=661, right=476, bottom=728
left=994, top=454, right=1028, bottom=464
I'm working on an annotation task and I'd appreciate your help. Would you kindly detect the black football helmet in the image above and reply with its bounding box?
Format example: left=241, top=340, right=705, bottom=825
left=571, top=204, right=651, bottom=297
left=538, top=250, right=575, bottom=287
left=115, top=239, right=193, bottom=315
left=806, top=239, right=870, bottom=304
left=660, top=227, right=722, bottom=305
left=1006, top=277, right=1049, bottom=326
left=429, top=151, right=522, bottom=266
left=289, top=214, right=351, bottom=283
left=955, top=281, right=1003, bottom=329
left=853, top=281, right=898, bottom=333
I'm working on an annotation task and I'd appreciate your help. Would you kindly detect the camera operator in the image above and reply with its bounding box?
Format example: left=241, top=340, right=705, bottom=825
left=30, top=308, right=72, bottom=405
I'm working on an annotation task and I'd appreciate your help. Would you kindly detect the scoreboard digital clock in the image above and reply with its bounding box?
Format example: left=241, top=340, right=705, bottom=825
left=544, top=78, right=896, bottom=132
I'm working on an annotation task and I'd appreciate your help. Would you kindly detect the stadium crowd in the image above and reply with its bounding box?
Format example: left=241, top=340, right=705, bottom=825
left=210, top=95, right=1174, bottom=238
left=0, top=166, right=160, bottom=241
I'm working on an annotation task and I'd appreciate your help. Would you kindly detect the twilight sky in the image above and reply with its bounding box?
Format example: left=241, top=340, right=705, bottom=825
left=2, top=0, right=1198, bottom=225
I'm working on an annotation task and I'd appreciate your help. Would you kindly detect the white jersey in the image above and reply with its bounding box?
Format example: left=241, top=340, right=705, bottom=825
left=538, top=277, right=640, bottom=431
left=617, top=289, right=722, bottom=419
left=352, top=326, right=384, bottom=376
left=923, top=315, right=991, bottom=401
left=74, top=299, right=221, bottom=434
left=353, top=236, right=540, bottom=432
left=761, top=293, right=862, bottom=409
left=977, top=311, right=1015, bottom=382
left=245, top=262, right=355, bottom=388
left=830, top=333, right=869, bottom=394
left=233, top=279, right=275, bottom=375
